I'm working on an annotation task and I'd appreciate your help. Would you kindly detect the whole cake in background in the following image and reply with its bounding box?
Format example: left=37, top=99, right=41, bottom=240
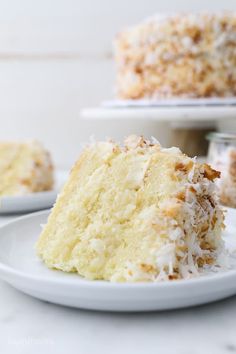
left=37, top=135, right=225, bottom=282
left=0, top=141, right=54, bottom=196
left=114, top=13, right=236, bottom=99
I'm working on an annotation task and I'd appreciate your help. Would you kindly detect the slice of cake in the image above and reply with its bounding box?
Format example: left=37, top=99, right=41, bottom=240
left=36, top=136, right=224, bottom=282
left=0, top=141, right=54, bottom=196
left=114, top=13, right=236, bottom=99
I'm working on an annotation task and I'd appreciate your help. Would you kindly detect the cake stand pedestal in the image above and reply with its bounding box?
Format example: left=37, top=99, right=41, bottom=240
left=81, top=106, right=236, bottom=156
left=169, top=124, right=216, bottom=157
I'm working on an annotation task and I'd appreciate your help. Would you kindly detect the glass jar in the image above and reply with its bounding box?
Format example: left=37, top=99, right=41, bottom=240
left=207, top=132, right=236, bottom=208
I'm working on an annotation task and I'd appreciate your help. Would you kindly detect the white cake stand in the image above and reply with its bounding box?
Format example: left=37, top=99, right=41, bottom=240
left=81, top=103, right=236, bottom=156
left=81, top=105, right=236, bottom=122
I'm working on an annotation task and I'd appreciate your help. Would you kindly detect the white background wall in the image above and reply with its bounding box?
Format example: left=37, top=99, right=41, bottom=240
left=1, top=0, right=236, bottom=168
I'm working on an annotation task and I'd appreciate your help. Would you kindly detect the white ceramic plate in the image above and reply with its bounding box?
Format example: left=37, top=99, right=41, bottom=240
left=0, top=209, right=235, bottom=312
left=0, top=171, right=68, bottom=214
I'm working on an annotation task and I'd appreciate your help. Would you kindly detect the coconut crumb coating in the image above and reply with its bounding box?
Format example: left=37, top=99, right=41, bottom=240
left=114, top=13, right=236, bottom=99
left=37, top=135, right=224, bottom=282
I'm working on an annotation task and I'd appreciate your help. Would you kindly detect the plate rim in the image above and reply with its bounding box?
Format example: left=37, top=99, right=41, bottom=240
left=0, top=209, right=236, bottom=291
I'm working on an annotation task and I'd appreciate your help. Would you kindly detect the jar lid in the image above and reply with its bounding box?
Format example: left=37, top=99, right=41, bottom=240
left=206, top=132, right=236, bottom=142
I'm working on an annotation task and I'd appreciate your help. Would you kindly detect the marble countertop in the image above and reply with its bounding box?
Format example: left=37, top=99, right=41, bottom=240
left=0, top=214, right=236, bottom=354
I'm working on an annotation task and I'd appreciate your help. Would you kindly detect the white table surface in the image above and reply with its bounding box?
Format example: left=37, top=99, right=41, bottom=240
left=0, top=215, right=236, bottom=354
